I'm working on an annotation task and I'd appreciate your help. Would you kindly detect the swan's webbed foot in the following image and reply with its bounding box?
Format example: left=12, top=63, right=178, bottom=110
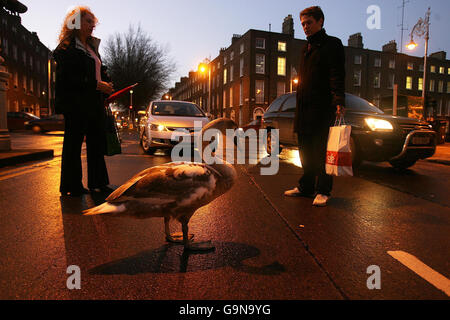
left=166, top=232, right=194, bottom=243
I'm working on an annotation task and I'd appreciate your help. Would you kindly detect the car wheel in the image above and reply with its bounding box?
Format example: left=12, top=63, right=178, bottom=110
left=265, top=130, right=282, bottom=155
left=350, top=136, right=362, bottom=169
left=141, top=131, right=156, bottom=155
left=389, top=159, right=417, bottom=170
left=32, top=125, right=42, bottom=134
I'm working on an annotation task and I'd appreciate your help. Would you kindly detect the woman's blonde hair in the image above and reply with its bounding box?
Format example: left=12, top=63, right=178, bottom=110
left=57, top=6, right=98, bottom=46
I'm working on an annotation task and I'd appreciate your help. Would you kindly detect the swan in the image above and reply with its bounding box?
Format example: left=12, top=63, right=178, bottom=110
left=83, top=118, right=238, bottom=251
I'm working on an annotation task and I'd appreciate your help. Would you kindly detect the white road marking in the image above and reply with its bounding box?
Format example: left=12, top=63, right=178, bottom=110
left=388, top=250, right=450, bottom=296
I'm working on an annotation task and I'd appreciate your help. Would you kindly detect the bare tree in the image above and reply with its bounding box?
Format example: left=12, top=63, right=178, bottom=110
left=103, top=24, right=175, bottom=109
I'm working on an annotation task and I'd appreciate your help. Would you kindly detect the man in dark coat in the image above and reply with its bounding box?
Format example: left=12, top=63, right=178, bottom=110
left=284, top=6, right=345, bottom=207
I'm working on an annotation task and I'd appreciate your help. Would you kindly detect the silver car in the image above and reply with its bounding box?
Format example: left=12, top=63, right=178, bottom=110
left=139, top=100, right=210, bottom=155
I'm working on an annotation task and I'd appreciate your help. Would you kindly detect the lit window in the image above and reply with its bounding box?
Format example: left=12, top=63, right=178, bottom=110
left=429, top=79, right=435, bottom=92
left=418, top=78, right=423, bottom=91
left=439, top=66, right=444, bottom=74
left=373, top=72, right=380, bottom=88
left=255, top=80, right=264, bottom=104
left=407, top=62, right=414, bottom=71
left=223, top=68, right=227, bottom=84
left=277, top=57, right=286, bottom=76
left=256, top=54, right=265, bottom=74
left=406, top=76, right=412, bottom=90
left=278, top=41, right=287, bottom=52
left=256, top=38, right=265, bottom=49
left=230, top=87, right=233, bottom=108
left=430, top=65, right=436, bottom=73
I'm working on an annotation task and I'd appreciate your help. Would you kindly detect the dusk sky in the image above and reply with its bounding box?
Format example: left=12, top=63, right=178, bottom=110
left=19, top=0, right=450, bottom=89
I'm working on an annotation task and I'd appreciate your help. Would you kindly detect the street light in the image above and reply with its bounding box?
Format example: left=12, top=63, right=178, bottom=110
left=198, top=61, right=211, bottom=115
left=406, top=7, right=430, bottom=118
left=290, top=78, right=299, bottom=92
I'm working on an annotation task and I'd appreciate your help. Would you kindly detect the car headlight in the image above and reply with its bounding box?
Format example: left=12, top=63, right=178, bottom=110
left=365, top=118, right=393, bottom=132
left=150, top=124, right=168, bottom=132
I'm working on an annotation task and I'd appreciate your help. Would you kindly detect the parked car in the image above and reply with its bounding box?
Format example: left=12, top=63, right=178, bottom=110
left=139, top=100, right=210, bottom=155
left=24, top=114, right=65, bottom=133
left=263, top=92, right=437, bottom=170
left=241, top=117, right=263, bottom=132
left=7, top=112, right=40, bottom=130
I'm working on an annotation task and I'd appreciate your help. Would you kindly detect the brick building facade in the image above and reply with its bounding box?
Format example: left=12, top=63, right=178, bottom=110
left=1, top=1, right=55, bottom=118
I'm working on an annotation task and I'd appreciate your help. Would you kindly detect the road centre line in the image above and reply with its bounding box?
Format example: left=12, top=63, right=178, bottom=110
left=388, top=250, right=450, bottom=297
left=0, top=158, right=64, bottom=181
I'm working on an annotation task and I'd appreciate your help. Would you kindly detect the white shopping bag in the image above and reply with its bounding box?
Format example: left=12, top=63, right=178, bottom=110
left=326, top=121, right=353, bottom=177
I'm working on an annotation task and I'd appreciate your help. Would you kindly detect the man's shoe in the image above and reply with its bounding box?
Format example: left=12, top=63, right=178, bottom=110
left=284, top=187, right=315, bottom=198
left=313, top=194, right=331, bottom=207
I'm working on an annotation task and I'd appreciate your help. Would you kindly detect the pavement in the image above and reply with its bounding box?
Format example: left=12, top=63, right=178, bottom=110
left=1, top=130, right=450, bottom=167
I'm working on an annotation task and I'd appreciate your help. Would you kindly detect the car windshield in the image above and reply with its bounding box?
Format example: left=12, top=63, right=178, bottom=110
left=345, top=94, right=384, bottom=114
left=151, top=102, right=205, bottom=117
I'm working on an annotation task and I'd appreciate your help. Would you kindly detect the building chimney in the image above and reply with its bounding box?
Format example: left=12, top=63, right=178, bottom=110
left=430, top=51, right=446, bottom=60
left=282, top=15, right=294, bottom=37
left=382, top=40, right=397, bottom=53
left=232, top=34, right=242, bottom=44
left=348, top=33, right=363, bottom=48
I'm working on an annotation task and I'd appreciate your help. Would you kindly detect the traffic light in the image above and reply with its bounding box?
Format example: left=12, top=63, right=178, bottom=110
left=129, top=106, right=133, bottom=110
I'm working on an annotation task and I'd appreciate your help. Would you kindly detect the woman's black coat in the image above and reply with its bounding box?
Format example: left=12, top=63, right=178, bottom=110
left=53, top=37, right=110, bottom=118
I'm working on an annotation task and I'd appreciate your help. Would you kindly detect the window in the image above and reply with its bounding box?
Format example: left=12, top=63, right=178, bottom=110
left=353, top=70, right=361, bottom=86
left=230, top=87, right=233, bottom=108
left=373, top=72, right=380, bottom=88
left=223, top=90, right=227, bottom=108
left=407, top=62, right=414, bottom=70
left=418, top=78, right=423, bottom=91
left=240, top=57, right=244, bottom=77
left=240, top=43, right=244, bottom=54
left=223, top=68, right=227, bottom=84
left=439, top=66, right=444, bottom=74
left=23, top=75, right=27, bottom=90
left=2, top=38, right=8, bottom=55
left=13, top=72, right=18, bottom=87
left=419, top=64, right=424, bottom=72
left=447, top=82, right=450, bottom=94
left=224, top=56, right=227, bottom=65
left=239, top=82, right=243, bottom=105
left=255, top=80, right=264, bottom=104
left=278, top=41, right=286, bottom=52
left=373, top=94, right=380, bottom=107
left=389, top=59, right=395, bottom=69
left=448, top=68, right=450, bottom=75
left=430, top=65, right=436, bottom=73
left=374, top=57, right=381, bottom=67
left=12, top=45, right=17, bottom=60
left=22, top=52, right=26, bottom=65
left=438, top=80, right=444, bottom=93
left=256, top=38, right=265, bottom=49
left=277, top=81, right=285, bottom=97
left=429, top=79, right=435, bottom=92
left=256, top=54, right=265, bottom=74
left=230, top=65, right=234, bottom=82
left=406, top=76, right=412, bottom=90
left=277, top=57, right=286, bottom=76
left=230, top=51, right=234, bottom=61
left=354, top=55, right=362, bottom=64
left=388, top=74, right=395, bottom=89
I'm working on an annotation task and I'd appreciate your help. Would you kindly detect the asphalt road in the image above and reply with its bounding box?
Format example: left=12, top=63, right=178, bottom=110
left=0, top=130, right=448, bottom=300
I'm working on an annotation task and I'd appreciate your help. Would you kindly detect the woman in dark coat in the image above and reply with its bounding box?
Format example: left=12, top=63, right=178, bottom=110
left=54, top=6, right=114, bottom=196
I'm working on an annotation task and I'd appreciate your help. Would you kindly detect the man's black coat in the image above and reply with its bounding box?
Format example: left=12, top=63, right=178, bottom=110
left=294, top=29, right=346, bottom=136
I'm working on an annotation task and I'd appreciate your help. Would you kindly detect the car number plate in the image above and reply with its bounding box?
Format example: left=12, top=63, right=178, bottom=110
left=412, top=136, right=430, bottom=145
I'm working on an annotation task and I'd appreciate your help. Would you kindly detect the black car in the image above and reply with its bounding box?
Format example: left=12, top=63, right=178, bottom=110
left=24, top=114, right=65, bottom=133
left=263, top=92, right=437, bottom=170
left=7, top=112, right=40, bottom=130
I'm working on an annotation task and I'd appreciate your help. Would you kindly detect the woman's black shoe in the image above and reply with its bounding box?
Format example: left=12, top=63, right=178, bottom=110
left=61, top=188, right=90, bottom=197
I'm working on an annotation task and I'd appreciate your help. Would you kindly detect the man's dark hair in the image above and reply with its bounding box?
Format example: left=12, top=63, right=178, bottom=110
left=300, top=6, right=325, bottom=27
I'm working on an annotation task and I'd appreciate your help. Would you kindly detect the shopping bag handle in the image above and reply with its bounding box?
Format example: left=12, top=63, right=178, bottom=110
left=334, top=114, right=346, bottom=127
